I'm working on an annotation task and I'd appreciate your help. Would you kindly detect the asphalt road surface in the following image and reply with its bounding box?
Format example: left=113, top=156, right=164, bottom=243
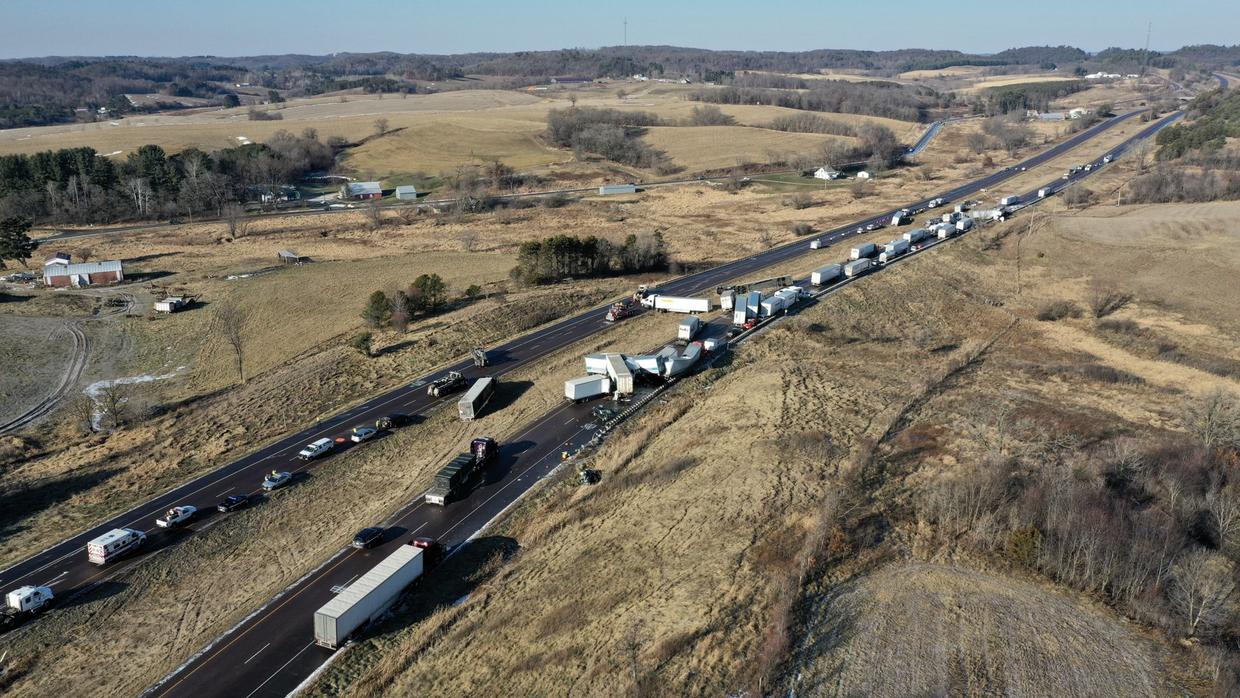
left=0, top=108, right=1181, bottom=698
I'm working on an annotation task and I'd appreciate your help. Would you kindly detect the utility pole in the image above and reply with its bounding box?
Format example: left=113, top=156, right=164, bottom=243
left=1141, top=21, right=1152, bottom=77
left=623, top=18, right=628, bottom=47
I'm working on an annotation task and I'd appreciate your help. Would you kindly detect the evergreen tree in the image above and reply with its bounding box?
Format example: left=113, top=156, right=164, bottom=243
left=362, top=290, right=392, bottom=328
left=0, top=216, right=37, bottom=268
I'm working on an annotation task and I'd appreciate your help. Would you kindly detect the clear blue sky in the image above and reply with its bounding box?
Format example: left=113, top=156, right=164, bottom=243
left=0, top=0, right=1235, bottom=58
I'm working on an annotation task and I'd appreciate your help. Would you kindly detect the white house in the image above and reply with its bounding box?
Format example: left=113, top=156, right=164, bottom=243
left=813, top=167, right=843, bottom=180
left=1068, top=108, right=1090, bottom=120
left=855, top=171, right=872, bottom=180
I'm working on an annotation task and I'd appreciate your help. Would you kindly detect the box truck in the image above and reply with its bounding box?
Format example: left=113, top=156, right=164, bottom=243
left=314, top=541, right=435, bottom=649
left=457, top=376, right=495, bottom=421
left=811, top=264, right=843, bottom=286
left=678, top=316, right=702, bottom=341
left=844, top=259, right=872, bottom=278
left=653, top=296, right=712, bottom=314
left=565, top=375, right=611, bottom=402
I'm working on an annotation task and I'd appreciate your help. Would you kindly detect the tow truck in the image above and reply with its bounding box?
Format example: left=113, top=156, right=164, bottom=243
left=427, top=371, right=468, bottom=397
left=1, top=585, right=53, bottom=630
left=156, top=505, right=198, bottom=528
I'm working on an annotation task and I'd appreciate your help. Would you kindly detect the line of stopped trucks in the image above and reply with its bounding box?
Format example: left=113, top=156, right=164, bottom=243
left=0, top=175, right=1080, bottom=640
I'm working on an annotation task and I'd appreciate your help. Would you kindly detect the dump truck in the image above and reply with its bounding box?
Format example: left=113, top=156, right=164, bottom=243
left=565, top=375, right=611, bottom=402
left=427, top=371, right=468, bottom=398
left=652, top=295, right=712, bottom=314
left=425, top=437, right=497, bottom=505
left=457, top=377, right=495, bottom=420
left=811, top=264, right=842, bottom=286
left=844, top=259, right=872, bottom=278
left=850, top=242, right=877, bottom=260
left=313, top=540, right=439, bottom=649
left=678, top=316, right=702, bottom=341
left=1, top=585, right=53, bottom=630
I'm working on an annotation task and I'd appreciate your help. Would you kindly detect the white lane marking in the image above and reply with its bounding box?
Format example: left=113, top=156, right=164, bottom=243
left=243, top=643, right=271, bottom=665
left=42, top=570, right=69, bottom=587
left=245, top=641, right=314, bottom=698
left=215, top=488, right=234, bottom=497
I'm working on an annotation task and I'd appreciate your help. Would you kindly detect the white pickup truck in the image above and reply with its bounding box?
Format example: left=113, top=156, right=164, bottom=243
left=156, top=505, right=198, bottom=528
left=1, top=585, right=53, bottom=629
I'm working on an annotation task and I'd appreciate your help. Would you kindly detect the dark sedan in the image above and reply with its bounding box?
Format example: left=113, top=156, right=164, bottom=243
left=352, top=527, right=385, bottom=549
left=217, top=494, right=250, bottom=513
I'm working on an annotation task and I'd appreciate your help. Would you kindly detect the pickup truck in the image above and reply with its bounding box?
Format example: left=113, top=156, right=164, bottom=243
left=298, top=437, right=335, bottom=460
left=156, top=505, right=198, bottom=528
left=427, top=371, right=468, bottom=398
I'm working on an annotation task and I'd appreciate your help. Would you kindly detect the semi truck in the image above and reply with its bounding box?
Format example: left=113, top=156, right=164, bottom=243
left=883, top=239, right=910, bottom=255
left=565, top=375, right=611, bottom=402
left=457, top=377, right=495, bottom=421
left=606, top=354, right=634, bottom=394
left=902, top=228, right=929, bottom=244
left=891, top=211, right=911, bottom=226
left=745, top=291, right=762, bottom=318
left=605, top=299, right=637, bottom=323
left=427, top=371, right=467, bottom=398
left=86, top=528, right=146, bottom=565
left=425, top=437, right=498, bottom=505
left=719, top=289, right=736, bottom=311
left=811, top=264, right=842, bottom=286
left=313, top=539, right=440, bottom=649
left=1, top=585, right=53, bottom=630
left=652, top=295, right=712, bottom=314
left=844, top=259, right=872, bottom=278
left=1038, top=187, right=1052, bottom=199
left=678, top=316, right=702, bottom=341
left=850, top=242, right=877, bottom=260
left=1000, top=195, right=1020, bottom=206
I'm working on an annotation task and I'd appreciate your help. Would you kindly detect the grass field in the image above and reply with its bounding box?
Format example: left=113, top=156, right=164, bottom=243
left=963, top=74, right=1083, bottom=92
left=296, top=190, right=1240, bottom=696
left=642, top=125, right=853, bottom=171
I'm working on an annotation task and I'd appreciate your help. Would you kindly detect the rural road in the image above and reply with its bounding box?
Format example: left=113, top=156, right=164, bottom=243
left=0, top=108, right=1181, bottom=697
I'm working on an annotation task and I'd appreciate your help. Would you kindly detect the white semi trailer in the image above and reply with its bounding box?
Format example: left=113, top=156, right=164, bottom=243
left=652, top=295, right=712, bottom=314
left=314, top=542, right=432, bottom=649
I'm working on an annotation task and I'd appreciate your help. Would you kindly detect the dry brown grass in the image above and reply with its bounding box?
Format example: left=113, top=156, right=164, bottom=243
left=299, top=193, right=1240, bottom=696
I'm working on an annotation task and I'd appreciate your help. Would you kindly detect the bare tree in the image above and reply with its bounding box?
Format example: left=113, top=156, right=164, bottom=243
left=757, top=229, right=774, bottom=249
left=75, top=247, right=93, bottom=263
left=223, top=203, right=250, bottom=238
left=1089, top=285, right=1133, bottom=318
left=1132, top=139, right=1154, bottom=172
left=456, top=229, right=479, bottom=252
left=212, top=301, right=249, bottom=384
left=1182, top=390, right=1240, bottom=451
left=96, top=384, right=130, bottom=431
left=1169, top=550, right=1236, bottom=637
left=373, top=118, right=389, bottom=136
left=365, top=198, right=384, bottom=229
left=1206, top=486, right=1240, bottom=552
left=68, top=394, right=96, bottom=433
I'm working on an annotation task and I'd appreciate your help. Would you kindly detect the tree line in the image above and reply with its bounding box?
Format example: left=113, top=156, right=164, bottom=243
left=1125, top=89, right=1240, bottom=205
left=0, top=129, right=336, bottom=225
left=688, top=81, right=932, bottom=123
left=544, top=107, right=668, bottom=170
left=511, top=232, right=668, bottom=285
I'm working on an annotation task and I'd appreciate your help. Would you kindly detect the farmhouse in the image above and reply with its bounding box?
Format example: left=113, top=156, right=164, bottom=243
left=813, top=167, right=843, bottom=180
left=341, top=181, right=383, bottom=200
left=43, top=260, right=124, bottom=287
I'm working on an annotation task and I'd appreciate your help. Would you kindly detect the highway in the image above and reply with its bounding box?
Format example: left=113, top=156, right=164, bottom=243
left=0, top=107, right=1180, bottom=697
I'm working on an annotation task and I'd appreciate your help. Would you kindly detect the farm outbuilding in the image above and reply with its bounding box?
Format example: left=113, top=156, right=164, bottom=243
left=154, top=297, right=186, bottom=313
left=277, top=250, right=311, bottom=265
left=43, top=260, right=124, bottom=287
left=395, top=185, right=418, bottom=200
left=342, top=181, right=383, bottom=200
left=855, top=171, right=872, bottom=180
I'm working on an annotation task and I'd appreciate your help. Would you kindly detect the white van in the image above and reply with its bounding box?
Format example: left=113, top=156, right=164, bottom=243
left=298, top=437, right=335, bottom=460
left=86, top=528, right=146, bottom=565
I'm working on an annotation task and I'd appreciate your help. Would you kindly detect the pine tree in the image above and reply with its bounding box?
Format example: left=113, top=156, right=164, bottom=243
left=0, top=217, right=37, bottom=269
left=362, top=290, right=393, bottom=328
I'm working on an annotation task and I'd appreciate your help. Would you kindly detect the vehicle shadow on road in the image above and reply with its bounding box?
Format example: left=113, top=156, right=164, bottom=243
left=483, top=440, right=534, bottom=484
left=361, top=535, right=520, bottom=643
left=486, top=379, right=532, bottom=414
